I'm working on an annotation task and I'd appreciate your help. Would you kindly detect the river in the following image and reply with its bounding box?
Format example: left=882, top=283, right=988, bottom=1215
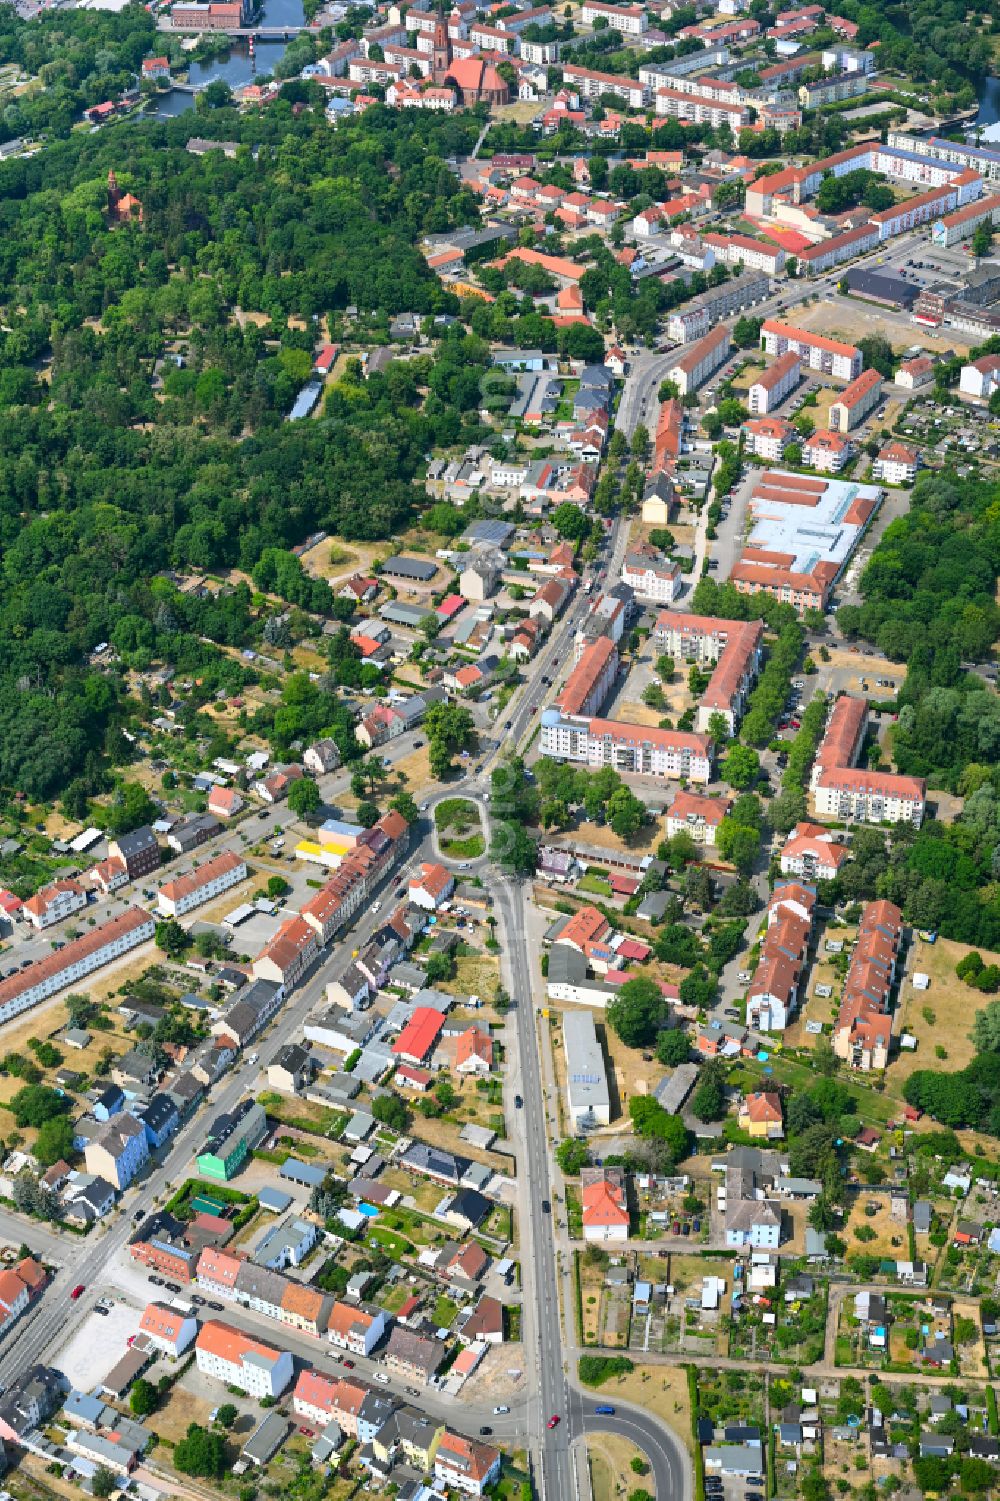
left=150, top=0, right=305, bottom=118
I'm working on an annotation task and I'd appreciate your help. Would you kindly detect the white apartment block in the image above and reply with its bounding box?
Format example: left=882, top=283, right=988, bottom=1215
left=872, top=441, right=919, bottom=485
left=703, top=232, right=785, bottom=276
left=621, top=553, right=681, bottom=603
left=540, top=710, right=713, bottom=783
left=653, top=86, right=750, bottom=130
left=24, top=879, right=87, bottom=931
left=959, top=355, right=1000, bottom=399
left=195, top=1322, right=294, bottom=1399
left=742, top=417, right=792, bottom=461
left=0, top=907, right=155, bottom=1026
left=667, top=324, right=731, bottom=396
left=157, top=850, right=248, bottom=919
left=761, top=321, right=861, bottom=381
left=747, top=351, right=800, bottom=414
left=580, top=0, right=646, bottom=33
left=562, top=64, right=647, bottom=108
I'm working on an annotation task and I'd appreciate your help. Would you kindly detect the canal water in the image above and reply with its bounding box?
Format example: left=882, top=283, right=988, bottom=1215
left=972, top=74, right=1000, bottom=131
left=150, top=0, right=305, bottom=117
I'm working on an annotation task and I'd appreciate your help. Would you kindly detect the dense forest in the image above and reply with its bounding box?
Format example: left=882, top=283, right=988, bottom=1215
left=0, top=83, right=493, bottom=806
left=837, top=469, right=1000, bottom=788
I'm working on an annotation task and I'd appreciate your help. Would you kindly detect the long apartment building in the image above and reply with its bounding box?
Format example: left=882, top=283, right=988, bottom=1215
left=580, top=0, right=647, bottom=33
left=746, top=879, right=816, bottom=1032
left=810, top=696, right=926, bottom=825
left=0, top=906, right=155, bottom=1026
left=540, top=710, right=713, bottom=783
left=666, top=323, right=731, bottom=396
left=796, top=222, right=881, bottom=277
left=832, top=899, right=904, bottom=1071
left=747, top=140, right=983, bottom=217
left=561, top=64, right=647, bottom=108
left=828, top=368, right=882, bottom=432
left=157, top=849, right=247, bottom=919
left=747, top=351, right=800, bottom=414
left=886, top=131, right=1000, bottom=186
left=653, top=84, right=750, bottom=130
left=760, top=321, right=861, bottom=381
left=557, top=637, right=620, bottom=718
left=653, top=612, right=763, bottom=735
left=703, top=232, right=786, bottom=277
left=666, top=269, right=770, bottom=343
left=869, top=172, right=982, bottom=239
left=933, top=193, right=1000, bottom=248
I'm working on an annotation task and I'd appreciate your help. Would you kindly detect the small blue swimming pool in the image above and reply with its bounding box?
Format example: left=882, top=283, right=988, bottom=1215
left=358, top=1203, right=379, bottom=1217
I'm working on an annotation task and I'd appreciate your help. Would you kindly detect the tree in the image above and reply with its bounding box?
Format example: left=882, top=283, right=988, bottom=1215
left=356, top=801, right=378, bottom=827
left=857, top=334, right=894, bottom=380
left=715, top=816, right=761, bottom=876
left=607, top=785, right=648, bottom=840
left=92, top=1467, right=117, bottom=1498
left=971, top=998, right=1000, bottom=1053
left=490, top=820, right=537, bottom=876
left=691, top=1063, right=726, bottom=1122
left=629, top=1097, right=691, bottom=1166
left=606, top=977, right=664, bottom=1049
left=434, top=1079, right=458, bottom=1111
left=266, top=875, right=290, bottom=899
left=551, top=503, right=590, bottom=541
left=130, top=1378, right=158, bottom=1417
left=154, top=919, right=190, bottom=959
left=175, top=1425, right=228, bottom=1480
left=555, top=1137, right=590, bottom=1175
left=35, top=1114, right=75, bottom=1168
left=721, top=744, right=760, bottom=789
left=656, top=1029, right=690, bottom=1066
left=733, top=314, right=762, bottom=349
left=972, top=221, right=994, bottom=258
left=214, top=1404, right=238, bottom=1430
left=9, top=1085, right=70, bottom=1129
left=371, top=1093, right=409, bottom=1131
left=390, top=791, right=419, bottom=824
left=288, top=777, right=321, bottom=817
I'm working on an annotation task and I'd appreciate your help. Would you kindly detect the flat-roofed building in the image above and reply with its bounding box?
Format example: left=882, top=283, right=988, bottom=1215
left=564, top=1010, right=610, bottom=1127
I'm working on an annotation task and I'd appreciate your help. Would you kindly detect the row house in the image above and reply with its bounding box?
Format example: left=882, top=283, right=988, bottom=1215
left=833, top=900, right=904, bottom=1071
left=828, top=368, right=883, bottom=432
left=746, top=881, right=817, bottom=1032
left=665, top=790, right=732, bottom=848
left=779, top=822, right=848, bottom=884
left=621, top=542, right=681, bottom=604
left=703, top=232, right=785, bottom=277
left=561, top=63, right=648, bottom=108
left=665, top=324, right=731, bottom=396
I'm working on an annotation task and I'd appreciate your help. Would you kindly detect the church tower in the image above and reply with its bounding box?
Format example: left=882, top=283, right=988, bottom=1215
left=432, top=0, right=451, bottom=84
left=107, top=169, right=122, bottom=223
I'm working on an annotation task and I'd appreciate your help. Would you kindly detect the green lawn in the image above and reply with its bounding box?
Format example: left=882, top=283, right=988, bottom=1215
left=435, top=797, right=485, bottom=859
left=577, top=874, right=612, bottom=896
left=367, top=1226, right=413, bottom=1256
left=433, top=1294, right=459, bottom=1327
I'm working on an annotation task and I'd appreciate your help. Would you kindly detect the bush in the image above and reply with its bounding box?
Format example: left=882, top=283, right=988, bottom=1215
left=578, top=1355, right=634, bottom=1387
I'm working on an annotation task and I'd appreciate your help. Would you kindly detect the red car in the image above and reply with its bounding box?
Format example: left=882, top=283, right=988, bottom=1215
left=343, top=1358, right=355, bottom=1369
left=548, top=1415, right=560, bottom=1429
left=70, top=1284, right=85, bottom=1301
